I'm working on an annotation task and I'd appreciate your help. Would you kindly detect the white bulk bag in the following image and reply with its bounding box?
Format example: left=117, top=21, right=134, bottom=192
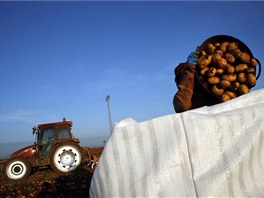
left=90, top=88, right=264, bottom=197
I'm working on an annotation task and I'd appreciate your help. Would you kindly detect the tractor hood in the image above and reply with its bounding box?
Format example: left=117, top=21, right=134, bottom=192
left=11, top=144, right=36, bottom=158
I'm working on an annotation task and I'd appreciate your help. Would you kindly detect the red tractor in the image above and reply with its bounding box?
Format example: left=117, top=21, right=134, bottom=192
left=0, top=118, right=99, bottom=180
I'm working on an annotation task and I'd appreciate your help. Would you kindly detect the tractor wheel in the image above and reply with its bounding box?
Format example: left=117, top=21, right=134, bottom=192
left=91, top=161, right=98, bottom=170
left=50, top=141, right=85, bottom=174
left=3, top=157, right=31, bottom=180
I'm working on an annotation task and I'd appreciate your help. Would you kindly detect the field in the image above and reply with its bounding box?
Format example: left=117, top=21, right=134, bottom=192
left=1, top=168, right=93, bottom=197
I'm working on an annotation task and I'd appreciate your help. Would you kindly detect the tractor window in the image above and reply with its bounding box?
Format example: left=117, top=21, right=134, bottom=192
left=40, top=127, right=55, bottom=145
left=39, top=127, right=55, bottom=156
left=57, top=126, right=72, bottom=140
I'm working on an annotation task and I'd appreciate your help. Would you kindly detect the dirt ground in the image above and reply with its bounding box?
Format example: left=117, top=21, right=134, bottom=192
left=0, top=166, right=94, bottom=198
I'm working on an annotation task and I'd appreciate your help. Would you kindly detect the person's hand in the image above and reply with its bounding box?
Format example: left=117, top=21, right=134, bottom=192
left=186, top=52, right=198, bottom=64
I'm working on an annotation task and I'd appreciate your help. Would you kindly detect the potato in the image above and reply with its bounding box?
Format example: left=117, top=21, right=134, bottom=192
left=222, top=74, right=237, bottom=82
left=215, top=49, right=224, bottom=57
left=235, top=64, right=248, bottom=73
left=200, top=67, right=209, bottom=76
left=218, top=58, right=228, bottom=68
left=230, top=81, right=240, bottom=91
left=216, top=68, right=224, bottom=75
left=220, top=79, right=231, bottom=89
left=214, top=43, right=221, bottom=47
left=233, top=49, right=242, bottom=58
left=225, top=53, right=235, bottom=63
left=227, top=42, right=238, bottom=52
left=221, top=93, right=231, bottom=102
left=225, top=91, right=236, bottom=99
left=226, top=64, right=235, bottom=74
left=239, top=84, right=249, bottom=95
left=197, top=55, right=212, bottom=69
left=211, top=85, right=224, bottom=96
left=207, top=43, right=216, bottom=55
left=250, top=58, right=257, bottom=68
left=246, top=67, right=256, bottom=74
left=208, top=76, right=220, bottom=84
left=219, top=42, right=229, bottom=52
left=212, top=53, right=222, bottom=64
left=247, top=73, right=256, bottom=87
left=207, top=67, right=217, bottom=77
left=201, top=51, right=207, bottom=56
left=239, top=52, right=250, bottom=64
left=237, top=73, right=247, bottom=83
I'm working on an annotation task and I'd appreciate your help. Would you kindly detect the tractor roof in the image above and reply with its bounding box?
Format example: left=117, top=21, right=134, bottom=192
left=37, top=118, right=72, bottom=128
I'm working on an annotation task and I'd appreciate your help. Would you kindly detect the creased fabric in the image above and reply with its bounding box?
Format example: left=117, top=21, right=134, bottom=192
left=90, top=88, right=264, bottom=197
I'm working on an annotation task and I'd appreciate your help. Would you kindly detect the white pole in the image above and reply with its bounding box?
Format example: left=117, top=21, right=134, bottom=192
left=105, top=95, right=113, bottom=134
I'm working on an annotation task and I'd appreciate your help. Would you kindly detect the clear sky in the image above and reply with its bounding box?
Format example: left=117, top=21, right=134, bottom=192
left=0, top=1, right=264, bottom=145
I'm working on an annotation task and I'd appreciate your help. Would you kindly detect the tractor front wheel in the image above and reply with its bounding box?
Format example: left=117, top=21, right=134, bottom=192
left=50, top=141, right=84, bottom=174
left=3, top=157, right=31, bottom=180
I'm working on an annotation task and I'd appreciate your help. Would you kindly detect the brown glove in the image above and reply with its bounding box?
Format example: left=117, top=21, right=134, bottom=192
left=173, top=63, right=196, bottom=113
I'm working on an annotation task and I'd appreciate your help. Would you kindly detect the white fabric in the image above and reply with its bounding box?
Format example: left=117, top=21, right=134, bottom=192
left=90, top=88, right=264, bottom=197
left=113, top=117, right=138, bottom=128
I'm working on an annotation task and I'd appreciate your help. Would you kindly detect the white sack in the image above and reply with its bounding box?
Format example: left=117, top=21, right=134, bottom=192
left=90, top=88, right=264, bottom=197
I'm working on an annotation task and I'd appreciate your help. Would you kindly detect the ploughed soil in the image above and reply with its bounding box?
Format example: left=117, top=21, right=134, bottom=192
left=0, top=147, right=104, bottom=198
left=1, top=167, right=93, bottom=198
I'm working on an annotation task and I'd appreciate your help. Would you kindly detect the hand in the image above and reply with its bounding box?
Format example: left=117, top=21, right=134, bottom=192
left=186, top=52, right=198, bottom=64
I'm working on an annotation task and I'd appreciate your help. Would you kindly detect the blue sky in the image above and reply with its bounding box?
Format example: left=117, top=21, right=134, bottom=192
left=0, top=1, right=264, bottom=145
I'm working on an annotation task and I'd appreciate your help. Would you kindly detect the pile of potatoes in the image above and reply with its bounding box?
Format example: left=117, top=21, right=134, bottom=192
left=196, top=41, right=258, bottom=102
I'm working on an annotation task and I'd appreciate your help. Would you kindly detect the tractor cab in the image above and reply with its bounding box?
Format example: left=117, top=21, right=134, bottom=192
left=33, top=118, right=74, bottom=157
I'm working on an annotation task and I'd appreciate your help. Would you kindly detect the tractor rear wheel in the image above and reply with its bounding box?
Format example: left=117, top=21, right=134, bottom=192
left=3, top=157, right=31, bottom=180
left=50, top=141, right=85, bottom=174
left=91, top=161, right=98, bottom=170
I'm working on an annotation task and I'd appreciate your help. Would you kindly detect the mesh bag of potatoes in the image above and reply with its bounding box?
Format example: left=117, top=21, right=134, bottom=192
left=196, top=35, right=261, bottom=102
